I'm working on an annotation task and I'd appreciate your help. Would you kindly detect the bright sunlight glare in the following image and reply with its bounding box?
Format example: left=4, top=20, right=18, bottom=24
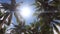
left=20, top=6, right=32, bottom=18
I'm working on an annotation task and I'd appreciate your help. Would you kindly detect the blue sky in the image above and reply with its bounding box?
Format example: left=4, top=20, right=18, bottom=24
left=0, top=0, right=36, bottom=33
left=16, top=0, right=36, bottom=25
left=0, top=0, right=11, bottom=4
left=0, top=0, right=60, bottom=34
left=0, top=0, right=36, bottom=25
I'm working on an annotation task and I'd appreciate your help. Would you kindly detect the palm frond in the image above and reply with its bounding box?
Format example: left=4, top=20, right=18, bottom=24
left=52, top=21, right=60, bottom=26
left=2, top=12, right=10, bottom=23
left=7, top=13, right=12, bottom=26
left=14, top=12, right=22, bottom=24
left=0, top=12, right=5, bottom=18
left=1, top=3, right=11, bottom=10
left=53, top=24, right=59, bottom=33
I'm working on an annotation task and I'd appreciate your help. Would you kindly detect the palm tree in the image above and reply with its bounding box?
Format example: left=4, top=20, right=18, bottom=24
left=0, top=11, right=8, bottom=34
left=0, top=0, right=23, bottom=34
left=9, top=21, right=40, bottom=34
left=9, top=23, right=27, bottom=34
left=29, top=21, right=40, bottom=34
left=35, top=0, right=60, bottom=34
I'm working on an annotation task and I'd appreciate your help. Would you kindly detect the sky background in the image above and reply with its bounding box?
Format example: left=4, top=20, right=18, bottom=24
left=0, top=0, right=60, bottom=34
left=0, top=0, right=36, bottom=33
left=15, top=0, right=36, bottom=25
left=0, top=0, right=36, bottom=25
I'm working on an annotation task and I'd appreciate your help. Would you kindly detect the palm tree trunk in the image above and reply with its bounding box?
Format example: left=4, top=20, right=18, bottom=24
left=11, top=0, right=16, bottom=11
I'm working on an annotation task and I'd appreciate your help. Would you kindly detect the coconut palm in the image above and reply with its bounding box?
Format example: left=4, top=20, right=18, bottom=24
left=9, top=23, right=27, bottom=34
left=0, top=0, right=23, bottom=34
left=10, top=22, right=40, bottom=34
left=30, top=22, right=40, bottom=34
left=34, top=0, right=60, bottom=34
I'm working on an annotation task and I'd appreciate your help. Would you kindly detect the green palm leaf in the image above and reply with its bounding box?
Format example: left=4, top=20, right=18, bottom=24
left=2, top=12, right=10, bottom=23
left=53, top=24, right=59, bottom=33
left=7, top=13, right=12, bottom=25
left=52, top=21, right=60, bottom=26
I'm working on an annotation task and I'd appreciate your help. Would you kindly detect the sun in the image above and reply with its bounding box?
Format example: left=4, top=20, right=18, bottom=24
left=20, top=6, right=31, bottom=18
